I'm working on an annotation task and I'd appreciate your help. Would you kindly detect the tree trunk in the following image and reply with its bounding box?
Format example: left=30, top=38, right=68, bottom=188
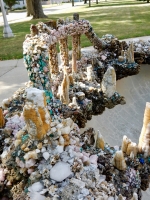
left=32, top=0, right=47, bottom=19
left=147, top=0, right=149, bottom=3
left=26, top=0, right=47, bottom=19
left=26, top=0, right=34, bottom=17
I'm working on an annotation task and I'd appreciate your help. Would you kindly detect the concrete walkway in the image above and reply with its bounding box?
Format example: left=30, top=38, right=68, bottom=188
left=0, top=36, right=150, bottom=105
left=0, top=2, right=84, bottom=26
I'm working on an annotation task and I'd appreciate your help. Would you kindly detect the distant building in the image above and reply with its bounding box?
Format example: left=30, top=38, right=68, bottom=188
left=1, top=0, right=26, bottom=10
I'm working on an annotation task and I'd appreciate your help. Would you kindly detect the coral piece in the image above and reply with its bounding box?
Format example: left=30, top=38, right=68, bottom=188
left=95, top=130, right=105, bottom=150
left=23, top=103, right=48, bottom=140
left=24, top=88, right=51, bottom=140
left=112, top=150, right=126, bottom=171
left=58, top=67, right=70, bottom=104
left=121, top=135, right=131, bottom=153
left=138, top=102, right=150, bottom=156
left=101, top=66, right=116, bottom=98
left=0, top=108, right=5, bottom=128
left=126, top=142, right=138, bottom=157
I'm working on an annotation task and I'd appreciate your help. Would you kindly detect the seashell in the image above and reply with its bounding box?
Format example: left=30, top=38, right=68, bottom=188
left=16, top=130, right=24, bottom=139
left=59, top=135, right=65, bottom=146
left=130, top=192, right=138, bottom=200
left=118, top=56, right=124, bottom=62
left=14, top=139, right=21, bottom=147
left=21, top=143, right=26, bottom=151
left=24, top=150, right=38, bottom=160
left=2, top=98, right=11, bottom=109
left=76, top=92, right=85, bottom=100
left=62, top=118, right=74, bottom=129
left=37, top=143, right=43, bottom=149
left=62, top=134, right=70, bottom=146
left=117, top=194, right=126, bottom=200
left=0, top=108, right=5, bottom=128
left=112, top=150, right=126, bottom=171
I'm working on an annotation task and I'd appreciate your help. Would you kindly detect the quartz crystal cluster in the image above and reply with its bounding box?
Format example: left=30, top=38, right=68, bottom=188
left=0, top=16, right=150, bottom=200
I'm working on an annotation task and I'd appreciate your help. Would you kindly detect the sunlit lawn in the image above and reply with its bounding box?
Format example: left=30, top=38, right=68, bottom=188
left=0, top=0, right=150, bottom=60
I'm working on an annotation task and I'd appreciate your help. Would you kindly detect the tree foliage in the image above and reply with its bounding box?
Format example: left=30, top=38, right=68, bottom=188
left=3, top=0, right=18, bottom=10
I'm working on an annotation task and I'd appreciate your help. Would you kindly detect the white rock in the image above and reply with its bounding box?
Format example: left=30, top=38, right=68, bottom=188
left=41, top=147, right=46, bottom=153
left=56, top=145, right=64, bottom=153
left=50, top=162, right=72, bottom=182
left=25, top=159, right=36, bottom=168
left=101, top=66, right=116, bottom=98
left=81, top=188, right=89, bottom=196
left=36, top=149, right=40, bottom=153
left=43, top=152, right=50, bottom=160
left=29, top=192, right=45, bottom=200
left=61, top=126, right=71, bottom=135
left=26, top=88, right=45, bottom=107
left=28, top=182, right=44, bottom=192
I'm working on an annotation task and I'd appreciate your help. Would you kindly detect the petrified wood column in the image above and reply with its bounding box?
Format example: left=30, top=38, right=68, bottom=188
left=49, top=43, right=59, bottom=74
left=59, top=37, right=69, bottom=66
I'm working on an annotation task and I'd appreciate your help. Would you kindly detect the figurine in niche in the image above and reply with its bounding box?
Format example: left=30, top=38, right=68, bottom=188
left=125, top=42, right=135, bottom=63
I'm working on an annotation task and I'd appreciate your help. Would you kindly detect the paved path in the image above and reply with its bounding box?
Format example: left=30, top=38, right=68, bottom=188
left=0, top=2, right=84, bottom=26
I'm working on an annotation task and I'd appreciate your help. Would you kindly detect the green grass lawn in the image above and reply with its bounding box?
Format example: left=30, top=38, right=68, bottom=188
left=0, top=0, right=150, bottom=60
